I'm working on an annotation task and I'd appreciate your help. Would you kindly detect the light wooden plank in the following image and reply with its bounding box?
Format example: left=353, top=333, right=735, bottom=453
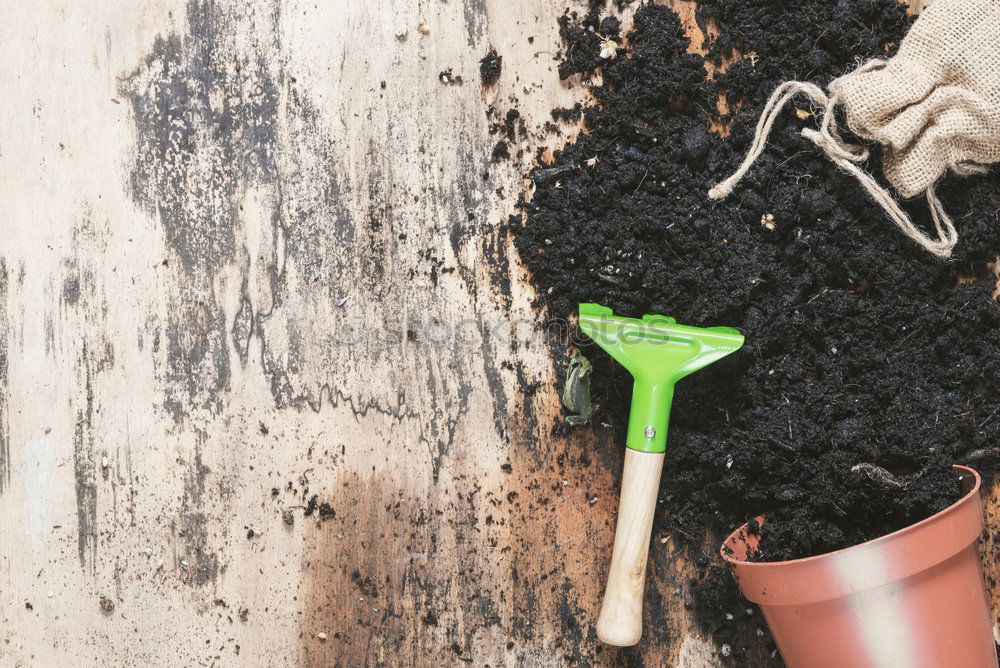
left=0, top=1, right=992, bottom=667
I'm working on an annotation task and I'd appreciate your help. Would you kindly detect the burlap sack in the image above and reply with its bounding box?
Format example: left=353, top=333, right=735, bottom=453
left=710, top=0, right=1000, bottom=258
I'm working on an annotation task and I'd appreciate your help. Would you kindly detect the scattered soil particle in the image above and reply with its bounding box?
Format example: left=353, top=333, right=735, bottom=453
left=301, top=494, right=335, bottom=520
left=556, top=8, right=606, bottom=80
left=439, top=69, right=463, bottom=86
left=492, top=140, right=510, bottom=162
left=515, top=0, right=1000, bottom=659
left=99, top=596, right=115, bottom=614
left=351, top=570, right=379, bottom=598
left=557, top=8, right=624, bottom=79
left=551, top=103, right=583, bottom=123
left=691, top=566, right=772, bottom=655
left=599, top=16, right=621, bottom=36
left=503, top=109, right=521, bottom=140
left=480, top=49, right=503, bottom=85
left=487, top=105, right=524, bottom=167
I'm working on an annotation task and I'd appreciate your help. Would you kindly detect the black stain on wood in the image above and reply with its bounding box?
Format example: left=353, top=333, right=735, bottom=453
left=252, top=92, right=352, bottom=392
left=0, top=258, right=8, bottom=494
left=65, top=217, right=113, bottom=572
left=178, top=435, right=220, bottom=586
left=61, top=271, right=81, bottom=307
left=481, top=218, right=512, bottom=311
left=43, top=314, right=56, bottom=357
left=462, top=0, right=487, bottom=47
left=74, top=345, right=98, bottom=571
left=231, top=275, right=254, bottom=365
left=478, top=324, right=508, bottom=440
left=246, top=89, right=481, bottom=482
left=120, top=0, right=280, bottom=422
left=302, top=473, right=509, bottom=665
left=119, top=0, right=284, bottom=588
left=117, top=0, right=525, bottom=616
left=426, top=354, right=471, bottom=482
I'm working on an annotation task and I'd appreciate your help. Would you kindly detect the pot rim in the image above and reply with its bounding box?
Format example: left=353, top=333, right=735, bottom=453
left=720, top=464, right=981, bottom=568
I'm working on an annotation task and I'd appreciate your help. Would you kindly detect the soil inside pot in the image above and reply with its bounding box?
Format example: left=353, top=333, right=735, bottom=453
left=746, top=461, right=963, bottom=563
left=513, top=0, right=1000, bottom=659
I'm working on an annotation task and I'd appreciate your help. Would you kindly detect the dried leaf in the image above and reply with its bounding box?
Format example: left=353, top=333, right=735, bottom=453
left=562, top=352, right=593, bottom=426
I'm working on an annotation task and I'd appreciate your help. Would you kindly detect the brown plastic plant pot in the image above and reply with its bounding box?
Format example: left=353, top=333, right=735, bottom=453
left=721, top=465, right=997, bottom=668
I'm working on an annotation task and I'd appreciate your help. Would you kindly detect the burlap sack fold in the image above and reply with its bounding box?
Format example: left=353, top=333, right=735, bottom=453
left=710, top=0, right=1000, bottom=258
left=831, top=0, right=1000, bottom=198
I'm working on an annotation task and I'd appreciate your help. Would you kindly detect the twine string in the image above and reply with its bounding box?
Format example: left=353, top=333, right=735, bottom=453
left=708, top=67, right=958, bottom=259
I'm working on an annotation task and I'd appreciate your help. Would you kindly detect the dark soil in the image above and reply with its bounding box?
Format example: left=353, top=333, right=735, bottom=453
left=514, top=0, right=1000, bottom=659
left=489, top=108, right=524, bottom=163
left=493, top=139, right=511, bottom=162
left=439, top=68, right=463, bottom=86
left=551, top=103, right=584, bottom=123
left=480, top=49, right=503, bottom=85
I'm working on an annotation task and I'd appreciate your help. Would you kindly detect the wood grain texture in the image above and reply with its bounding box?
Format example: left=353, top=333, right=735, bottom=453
left=0, top=0, right=993, bottom=667
left=597, top=450, right=666, bottom=647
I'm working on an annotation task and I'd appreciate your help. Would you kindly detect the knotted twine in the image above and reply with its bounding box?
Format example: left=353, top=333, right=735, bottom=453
left=709, top=0, right=1000, bottom=259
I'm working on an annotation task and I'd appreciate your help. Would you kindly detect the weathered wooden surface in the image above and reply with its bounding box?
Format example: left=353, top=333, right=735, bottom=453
left=0, top=1, right=994, bottom=666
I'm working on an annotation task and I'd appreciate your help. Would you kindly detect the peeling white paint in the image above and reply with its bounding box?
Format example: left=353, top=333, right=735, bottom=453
left=19, top=436, right=53, bottom=546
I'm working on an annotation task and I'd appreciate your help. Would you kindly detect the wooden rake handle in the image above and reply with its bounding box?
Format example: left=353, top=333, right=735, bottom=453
left=595, top=449, right=665, bottom=646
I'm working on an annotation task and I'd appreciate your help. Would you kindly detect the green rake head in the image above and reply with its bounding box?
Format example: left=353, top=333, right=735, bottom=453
left=578, top=303, right=744, bottom=453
